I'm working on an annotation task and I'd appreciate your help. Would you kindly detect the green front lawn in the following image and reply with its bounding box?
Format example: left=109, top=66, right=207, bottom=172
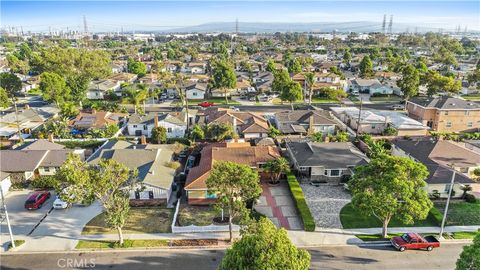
left=173, top=98, right=240, bottom=106
left=451, top=231, right=480, bottom=239
left=311, top=97, right=340, bottom=104
left=369, top=95, right=403, bottom=103
left=82, top=207, right=173, bottom=235
left=434, top=201, right=480, bottom=226
left=340, top=203, right=439, bottom=229
left=7, top=240, right=25, bottom=250
left=462, top=95, right=480, bottom=101
left=76, top=239, right=169, bottom=249
left=355, top=233, right=404, bottom=242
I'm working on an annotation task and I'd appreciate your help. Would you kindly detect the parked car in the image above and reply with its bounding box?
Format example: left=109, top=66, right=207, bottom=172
left=389, top=104, right=405, bottom=110
left=53, top=196, right=69, bottom=209
left=24, top=191, right=51, bottom=210
left=198, top=101, right=215, bottom=107
left=391, top=233, right=440, bottom=252
left=229, top=106, right=240, bottom=111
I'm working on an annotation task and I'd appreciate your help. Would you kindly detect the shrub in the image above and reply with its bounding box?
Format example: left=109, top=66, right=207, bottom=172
left=383, top=127, right=398, bottom=136
left=31, top=175, right=59, bottom=189
left=429, top=207, right=443, bottom=226
left=465, top=194, right=478, bottom=203
left=166, top=137, right=191, bottom=146
left=286, top=173, right=316, bottom=231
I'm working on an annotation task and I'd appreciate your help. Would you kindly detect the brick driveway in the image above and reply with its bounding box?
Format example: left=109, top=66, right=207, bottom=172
left=301, top=184, right=351, bottom=229
left=254, top=182, right=303, bottom=230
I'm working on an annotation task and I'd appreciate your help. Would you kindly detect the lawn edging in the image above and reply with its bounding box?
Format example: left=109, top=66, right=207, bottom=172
left=286, top=173, right=316, bottom=232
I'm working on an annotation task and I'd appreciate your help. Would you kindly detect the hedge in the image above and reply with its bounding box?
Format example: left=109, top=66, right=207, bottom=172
left=429, top=207, right=443, bottom=226
left=286, top=173, right=316, bottom=231
left=166, top=137, right=191, bottom=146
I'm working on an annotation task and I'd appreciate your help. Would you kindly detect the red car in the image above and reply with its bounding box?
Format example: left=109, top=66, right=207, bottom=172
left=24, top=191, right=51, bottom=210
left=391, top=233, right=440, bottom=252
left=198, top=101, right=215, bottom=107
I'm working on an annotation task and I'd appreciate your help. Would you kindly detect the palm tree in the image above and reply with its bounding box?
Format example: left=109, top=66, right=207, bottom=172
left=305, top=72, right=315, bottom=105
left=264, top=157, right=291, bottom=184
left=124, top=87, right=148, bottom=114
left=460, top=185, right=472, bottom=199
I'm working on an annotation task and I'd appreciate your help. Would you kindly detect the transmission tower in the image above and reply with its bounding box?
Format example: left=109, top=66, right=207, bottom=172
left=382, top=14, right=386, bottom=34
left=388, top=15, right=393, bottom=34
left=235, top=18, right=239, bottom=34
left=464, top=26, right=468, bottom=35
left=83, top=15, right=89, bottom=35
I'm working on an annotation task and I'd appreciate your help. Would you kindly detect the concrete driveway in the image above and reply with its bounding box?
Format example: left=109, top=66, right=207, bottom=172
left=1, top=190, right=55, bottom=236
left=1, top=190, right=103, bottom=251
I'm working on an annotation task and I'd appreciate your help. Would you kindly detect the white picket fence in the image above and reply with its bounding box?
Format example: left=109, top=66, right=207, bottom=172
left=171, top=200, right=239, bottom=234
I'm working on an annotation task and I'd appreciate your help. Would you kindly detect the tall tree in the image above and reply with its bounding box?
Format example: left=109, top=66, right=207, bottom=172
left=349, top=155, right=432, bottom=238
left=210, top=59, right=237, bottom=104
left=40, top=72, right=69, bottom=106
left=90, top=159, right=136, bottom=245
left=124, top=87, right=148, bottom=114
left=272, top=69, right=291, bottom=93
left=206, top=123, right=235, bottom=142
left=219, top=218, right=310, bottom=270
left=343, top=50, right=352, bottom=65
left=280, top=81, right=303, bottom=110
left=189, top=124, right=205, bottom=142
left=206, top=161, right=262, bottom=242
left=127, top=59, right=147, bottom=77
left=288, top=58, right=302, bottom=74
left=55, top=153, right=93, bottom=206
left=151, top=126, right=167, bottom=144
left=359, top=55, right=374, bottom=79
left=264, top=157, right=290, bottom=184
left=456, top=232, right=480, bottom=270
left=0, top=73, right=23, bottom=141
left=0, top=87, right=9, bottom=108
left=305, top=72, right=315, bottom=105
left=266, top=59, right=276, bottom=72
left=397, top=64, right=420, bottom=104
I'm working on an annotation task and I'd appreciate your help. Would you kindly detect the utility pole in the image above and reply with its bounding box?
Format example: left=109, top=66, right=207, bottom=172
left=0, top=184, right=15, bottom=248
left=388, top=15, right=393, bottom=35
left=439, top=168, right=455, bottom=239
left=355, top=98, right=363, bottom=138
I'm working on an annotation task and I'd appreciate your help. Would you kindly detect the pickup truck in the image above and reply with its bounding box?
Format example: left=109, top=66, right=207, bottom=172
left=391, top=233, right=440, bottom=252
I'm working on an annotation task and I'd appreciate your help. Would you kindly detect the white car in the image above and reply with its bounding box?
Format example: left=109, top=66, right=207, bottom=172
left=53, top=196, right=69, bottom=209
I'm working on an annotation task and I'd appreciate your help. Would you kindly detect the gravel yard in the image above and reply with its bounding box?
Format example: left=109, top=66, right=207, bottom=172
left=300, top=184, right=351, bottom=228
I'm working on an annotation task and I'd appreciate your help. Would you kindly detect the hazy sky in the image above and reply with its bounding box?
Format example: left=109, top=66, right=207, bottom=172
left=2, top=1, right=479, bottom=32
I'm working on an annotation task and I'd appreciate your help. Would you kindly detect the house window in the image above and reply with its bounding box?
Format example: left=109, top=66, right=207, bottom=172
left=324, top=170, right=328, bottom=176
left=465, top=111, right=470, bottom=116
left=133, top=125, right=137, bottom=128
left=143, top=125, right=148, bottom=130
left=446, top=121, right=452, bottom=128
left=444, top=111, right=449, bottom=115
left=330, top=170, right=341, bottom=176
left=299, top=167, right=307, bottom=171
left=206, top=191, right=217, bottom=199
left=371, top=125, right=376, bottom=129
left=467, top=122, right=473, bottom=128
left=193, top=92, right=197, bottom=96
left=444, top=184, right=451, bottom=192
left=167, top=127, right=172, bottom=133
left=44, top=167, right=50, bottom=172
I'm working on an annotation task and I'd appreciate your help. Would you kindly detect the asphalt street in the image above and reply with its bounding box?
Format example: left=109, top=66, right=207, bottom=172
left=0, top=243, right=467, bottom=270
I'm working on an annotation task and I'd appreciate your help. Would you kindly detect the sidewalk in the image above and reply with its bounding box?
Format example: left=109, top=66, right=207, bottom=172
left=4, top=225, right=478, bottom=252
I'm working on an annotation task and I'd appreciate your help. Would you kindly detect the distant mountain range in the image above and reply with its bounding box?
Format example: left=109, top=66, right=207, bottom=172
left=157, top=21, right=464, bottom=34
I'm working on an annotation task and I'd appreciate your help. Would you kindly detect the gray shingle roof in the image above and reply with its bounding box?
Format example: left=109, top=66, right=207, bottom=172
left=129, top=113, right=186, bottom=126
left=275, top=110, right=338, bottom=134
left=408, top=96, right=480, bottom=110
left=287, top=141, right=368, bottom=168
left=393, top=139, right=475, bottom=184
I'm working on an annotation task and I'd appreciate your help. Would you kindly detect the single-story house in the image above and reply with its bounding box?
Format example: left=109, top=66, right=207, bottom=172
left=392, top=139, right=480, bottom=198
left=89, top=141, right=176, bottom=204
left=203, top=108, right=270, bottom=139
left=285, top=140, right=368, bottom=184
left=87, top=79, right=121, bottom=100
left=331, top=107, right=430, bottom=136
left=349, top=79, right=394, bottom=95
left=185, top=82, right=207, bottom=100
left=184, top=142, right=281, bottom=205
left=127, top=112, right=186, bottom=138
left=69, top=110, right=126, bottom=130
left=274, top=110, right=340, bottom=136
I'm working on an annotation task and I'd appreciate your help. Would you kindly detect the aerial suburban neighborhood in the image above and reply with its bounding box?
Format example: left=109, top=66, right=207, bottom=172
left=0, top=1, right=479, bottom=270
